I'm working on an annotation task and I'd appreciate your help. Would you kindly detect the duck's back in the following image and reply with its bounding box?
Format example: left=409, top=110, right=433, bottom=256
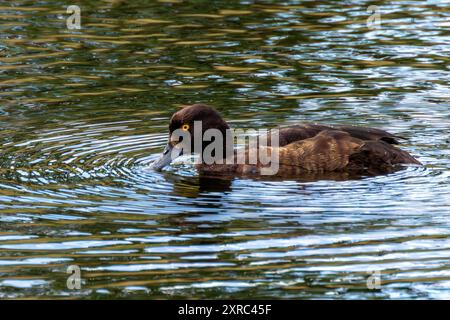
left=197, top=125, right=421, bottom=177
left=277, top=129, right=420, bottom=173
left=276, top=124, right=403, bottom=146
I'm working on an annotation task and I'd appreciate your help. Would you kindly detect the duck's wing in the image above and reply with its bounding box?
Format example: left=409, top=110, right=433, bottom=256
left=275, top=124, right=404, bottom=147
left=276, top=124, right=334, bottom=146
left=278, top=130, right=363, bottom=171
left=277, top=130, right=420, bottom=172
left=333, top=125, right=404, bottom=145
left=348, top=140, right=422, bottom=169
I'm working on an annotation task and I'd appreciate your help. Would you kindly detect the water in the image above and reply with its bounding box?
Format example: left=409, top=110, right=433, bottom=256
left=0, top=0, right=449, bottom=299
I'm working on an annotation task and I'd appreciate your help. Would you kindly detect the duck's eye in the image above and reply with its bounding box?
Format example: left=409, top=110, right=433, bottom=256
left=182, top=124, right=190, bottom=131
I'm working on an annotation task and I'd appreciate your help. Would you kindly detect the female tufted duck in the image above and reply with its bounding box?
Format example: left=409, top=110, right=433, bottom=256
left=151, top=104, right=421, bottom=177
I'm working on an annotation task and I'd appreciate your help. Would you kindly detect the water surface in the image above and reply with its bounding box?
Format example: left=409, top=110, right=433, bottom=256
left=0, top=0, right=449, bottom=299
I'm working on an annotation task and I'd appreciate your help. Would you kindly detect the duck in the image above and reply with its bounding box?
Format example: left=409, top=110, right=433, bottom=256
left=151, top=104, right=421, bottom=177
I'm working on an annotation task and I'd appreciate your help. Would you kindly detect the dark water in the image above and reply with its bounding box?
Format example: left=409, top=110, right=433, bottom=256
left=0, top=0, right=449, bottom=299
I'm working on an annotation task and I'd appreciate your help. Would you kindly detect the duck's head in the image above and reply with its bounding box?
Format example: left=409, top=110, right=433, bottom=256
left=151, top=104, right=230, bottom=171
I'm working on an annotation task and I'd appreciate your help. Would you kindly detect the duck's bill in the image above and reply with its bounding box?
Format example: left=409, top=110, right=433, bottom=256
left=151, top=143, right=183, bottom=171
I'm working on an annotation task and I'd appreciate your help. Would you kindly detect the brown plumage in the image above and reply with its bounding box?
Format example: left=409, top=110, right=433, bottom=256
left=151, top=104, right=421, bottom=177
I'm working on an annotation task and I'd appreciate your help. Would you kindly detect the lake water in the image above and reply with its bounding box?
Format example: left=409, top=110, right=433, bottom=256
left=0, top=0, right=449, bottom=299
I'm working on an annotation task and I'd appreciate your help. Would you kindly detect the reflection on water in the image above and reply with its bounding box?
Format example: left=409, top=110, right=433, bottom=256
left=0, top=0, right=449, bottom=299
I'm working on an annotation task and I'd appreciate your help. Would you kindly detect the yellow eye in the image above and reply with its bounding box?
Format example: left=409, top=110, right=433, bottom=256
left=182, top=124, right=190, bottom=131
